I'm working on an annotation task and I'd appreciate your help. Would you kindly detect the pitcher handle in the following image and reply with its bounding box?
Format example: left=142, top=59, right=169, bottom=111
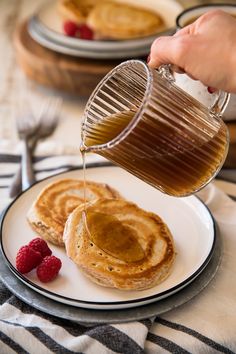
left=209, top=91, right=230, bottom=117
left=157, top=64, right=175, bottom=83
left=158, top=64, right=230, bottom=118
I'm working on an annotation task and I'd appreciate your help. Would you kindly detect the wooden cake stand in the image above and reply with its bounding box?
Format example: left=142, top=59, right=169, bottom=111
left=14, top=21, right=124, bottom=97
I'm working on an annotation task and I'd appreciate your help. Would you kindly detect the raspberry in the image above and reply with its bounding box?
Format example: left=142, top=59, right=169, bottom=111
left=16, top=246, right=43, bottom=274
left=63, top=21, right=79, bottom=37
left=28, top=237, right=52, bottom=258
left=37, top=256, right=62, bottom=283
left=77, top=24, right=94, bottom=40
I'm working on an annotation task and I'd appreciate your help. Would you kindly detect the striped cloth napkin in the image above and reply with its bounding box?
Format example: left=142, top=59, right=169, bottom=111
left=0, top=153, right=236, bottom=354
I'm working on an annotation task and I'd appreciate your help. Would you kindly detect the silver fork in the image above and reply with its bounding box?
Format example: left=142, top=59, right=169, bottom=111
left=9, top=97, right=62, bottom=198
left=15, top=111, right=41, bottom=194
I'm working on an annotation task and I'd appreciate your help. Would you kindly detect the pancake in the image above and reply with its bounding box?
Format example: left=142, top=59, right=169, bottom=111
left=64, top=198, right=175, bottom=290
left=27, top=179, right=122, bottom=247
left=58, top=0, right=99, bottom=24
left=87, top=1, right=165, bottom=40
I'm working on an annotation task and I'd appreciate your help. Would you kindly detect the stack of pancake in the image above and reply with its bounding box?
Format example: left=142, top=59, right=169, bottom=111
left=27, top=178, right=175, bottom=290
left=27, top=179, right=121, bottom=247
left=58, top=0, right=165, bottom=40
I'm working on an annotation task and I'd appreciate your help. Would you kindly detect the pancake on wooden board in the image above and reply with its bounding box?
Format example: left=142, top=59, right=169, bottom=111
left=87, top=1, right=165, bottom=40
left=58, top=0, right=99, bottom=24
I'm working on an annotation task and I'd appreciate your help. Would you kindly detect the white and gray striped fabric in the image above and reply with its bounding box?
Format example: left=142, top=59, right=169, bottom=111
left=0, top=153, right=236, bottom=354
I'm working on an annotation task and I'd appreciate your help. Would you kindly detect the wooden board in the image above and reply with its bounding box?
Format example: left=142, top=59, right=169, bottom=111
left=14, top=21, right=124, bottom=97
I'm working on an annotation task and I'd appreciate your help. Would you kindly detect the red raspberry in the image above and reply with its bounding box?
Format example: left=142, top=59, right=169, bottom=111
left=63, top=21, right=79, bottom=37
left=16, top=246, right=43, bottom=274
left=77, top=24, right=94, bottom=40
left=28, top=237, right=52, bottom=258
left=37, top=256, right=62, bottom=283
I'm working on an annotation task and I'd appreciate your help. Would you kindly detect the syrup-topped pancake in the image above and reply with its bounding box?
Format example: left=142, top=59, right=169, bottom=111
left=87, top=1, right=165, bottom=40
left=27, top=179, right=122, bottom=247
left=64, top=198, right=175, bottom=290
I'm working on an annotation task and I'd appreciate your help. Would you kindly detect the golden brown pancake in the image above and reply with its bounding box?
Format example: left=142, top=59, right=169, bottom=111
left=27, top=179, right=122, bottom=247
left=58, top=0, right=99, bottom=24
left=87, top=1, right=165, bottom=40
left=64, top=198, right=175, bottom=290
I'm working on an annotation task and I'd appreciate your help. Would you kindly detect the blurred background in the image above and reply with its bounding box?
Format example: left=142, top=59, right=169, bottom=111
left=0, top=0, right=235, bottom=190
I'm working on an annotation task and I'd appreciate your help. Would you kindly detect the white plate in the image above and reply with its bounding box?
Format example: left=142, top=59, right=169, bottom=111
left=0, top=164, right=215, bottom=310
left=28, top=0, right=183, bottom=58
left=28, top=23, right=158, bottom=59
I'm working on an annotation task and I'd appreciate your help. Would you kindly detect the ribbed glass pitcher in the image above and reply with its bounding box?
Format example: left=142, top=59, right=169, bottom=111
left=81, top=60, right=229, bottom=197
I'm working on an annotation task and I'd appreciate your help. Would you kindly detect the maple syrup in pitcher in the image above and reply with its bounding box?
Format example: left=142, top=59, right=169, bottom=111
left=81, top=60, right=229, bottom=197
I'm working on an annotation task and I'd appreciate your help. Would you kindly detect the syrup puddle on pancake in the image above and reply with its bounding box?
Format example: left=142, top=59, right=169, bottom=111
left=82, top=209, right=145, bottom=262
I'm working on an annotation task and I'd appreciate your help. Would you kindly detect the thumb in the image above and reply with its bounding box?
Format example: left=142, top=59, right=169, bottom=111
left=148, top=36, right=181, bottom=69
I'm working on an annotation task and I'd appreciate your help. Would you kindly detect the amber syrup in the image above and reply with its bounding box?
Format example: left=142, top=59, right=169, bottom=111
left=80, top=144, right=89, bottom=231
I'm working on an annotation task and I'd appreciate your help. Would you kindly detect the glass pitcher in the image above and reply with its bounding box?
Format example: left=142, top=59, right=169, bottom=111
left=81, top=60, right=229, bottom=197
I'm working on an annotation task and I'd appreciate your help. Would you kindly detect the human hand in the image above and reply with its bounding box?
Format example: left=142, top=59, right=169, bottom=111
left=148, top=10, right=236, bottom=93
